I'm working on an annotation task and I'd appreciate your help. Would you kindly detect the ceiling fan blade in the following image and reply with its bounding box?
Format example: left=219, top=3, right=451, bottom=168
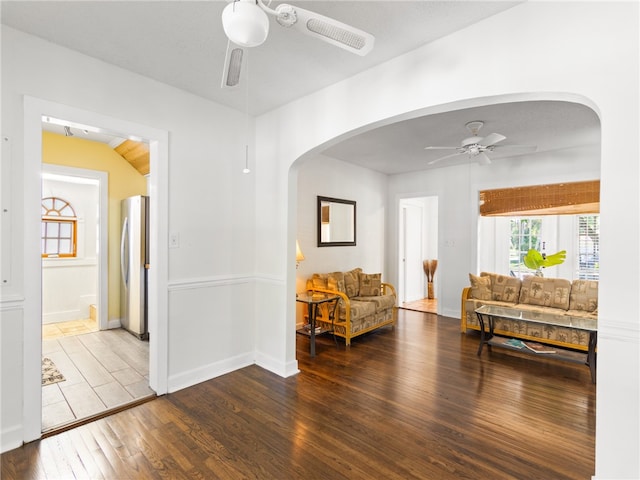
left=493, top=144, right=538, bottom=154
left=424, top=146, right=459, bottom=150
left=277, top=4, right=374, bottom=56
left=427, top=152, right=463, bottom=165
left=476, top=152, right=492, bottom=165
left=479, top=133, right=506, bottom=147
left=221, top=40, right=245, bottom=88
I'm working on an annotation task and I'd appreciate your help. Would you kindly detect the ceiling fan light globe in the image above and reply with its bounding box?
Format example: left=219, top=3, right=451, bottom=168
left=467, top=145, right=480, bottom=155
left=222, top=1, right=270, bottom=48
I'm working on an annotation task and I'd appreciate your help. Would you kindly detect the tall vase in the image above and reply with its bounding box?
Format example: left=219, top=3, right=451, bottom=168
left=423, top=259, right=437, bottom=300
left=427, top=282, right=434, bottom=299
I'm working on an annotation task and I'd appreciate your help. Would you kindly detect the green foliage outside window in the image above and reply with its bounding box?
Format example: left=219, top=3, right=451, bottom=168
left=509, top=218, right=542, bottom=276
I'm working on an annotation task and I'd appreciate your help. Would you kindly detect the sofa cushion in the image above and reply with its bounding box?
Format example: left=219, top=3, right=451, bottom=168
left=327, top=272, right=346, bottom=293
left=519, top=276, right=571, bottom=310
left=515, top=303, right=569, bottom=317
left=311, top=273, right=328, bottom=289
left=310, top=271, right=346, bottom=293
left=343, top=268, right=362, bottom=297
left=353, top=294, right=395, bottom=313
left=338, top=299, right=376, bottom=321
left=359, top=272, right=382, bottom=296
left=566, top=309, right=598, bottom=320
left=492, top=317, right=590, bottom=349
left=482, top=272, right=521, bottom=303
left=464, top=299, right=517, bottom=327
left=569, top=279, right=598, bottom=312
left=469, top=273, right=492, bottom=300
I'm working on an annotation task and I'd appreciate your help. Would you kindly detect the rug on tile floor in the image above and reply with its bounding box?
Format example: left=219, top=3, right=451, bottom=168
left=42, top=357, right=65, bottom=386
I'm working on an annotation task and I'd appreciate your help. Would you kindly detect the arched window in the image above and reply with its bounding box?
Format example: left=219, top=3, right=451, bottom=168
left=42, top=197, right=77, bottom=258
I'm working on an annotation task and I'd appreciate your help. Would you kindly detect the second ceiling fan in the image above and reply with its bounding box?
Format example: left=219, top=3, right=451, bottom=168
left=221, top=0, right=375, bottom=88
left=425, top=121, right=537, bottom=166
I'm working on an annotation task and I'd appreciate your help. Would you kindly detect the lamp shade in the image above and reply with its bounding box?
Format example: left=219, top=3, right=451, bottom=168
left=296, top=240, right=305, bottom=262
left=222, top=0, right=270, bottom=48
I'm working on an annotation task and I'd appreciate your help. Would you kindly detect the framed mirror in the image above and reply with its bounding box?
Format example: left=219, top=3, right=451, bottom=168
left=317, top=196, right=356, bottom=247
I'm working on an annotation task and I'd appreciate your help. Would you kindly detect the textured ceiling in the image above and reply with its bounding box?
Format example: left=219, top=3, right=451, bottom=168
left=1, top=1, right=520, bottom=115
left=322, top=100, right=601, bottom=174
left=3, top=1, right=600, bottom=174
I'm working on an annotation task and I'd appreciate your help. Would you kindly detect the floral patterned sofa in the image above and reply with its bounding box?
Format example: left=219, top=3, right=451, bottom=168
left=306, top=268, right=397, bottom=346
left=461, top=272, right=598, bottom=351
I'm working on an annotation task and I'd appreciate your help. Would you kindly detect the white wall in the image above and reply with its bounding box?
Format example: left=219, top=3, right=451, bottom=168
left=254, top=3, right=638, bottom=478
left=296, top=154, right=387, bottom=280
left=295, top=154, right=387, bottom=325
left=41, top=177, right=99, bottom=323
left=1, top=26, right=256, bottom=450
left=423, top=197, right=438, bottom=261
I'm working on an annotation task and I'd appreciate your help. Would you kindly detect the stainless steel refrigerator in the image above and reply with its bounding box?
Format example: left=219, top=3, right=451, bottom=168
left=120, top=195, right=149, bottom=339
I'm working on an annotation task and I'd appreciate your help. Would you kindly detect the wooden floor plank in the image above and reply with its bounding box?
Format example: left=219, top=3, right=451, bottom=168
left=3, top=310, right=595, bottom=479
left=65, top=427, right=106, bottom=479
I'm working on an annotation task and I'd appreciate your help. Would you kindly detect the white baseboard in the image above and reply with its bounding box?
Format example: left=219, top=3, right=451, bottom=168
left=255, top=351, right=300, bottom=378
left=441, top=308, right=459, bottom=319
left=107, top=319, right=122, bottom=329
left=1, top=424, right=23, bottom=454
left=167, top=352, right=255, bottom=393
left=42, top=309, right=82, bottom=324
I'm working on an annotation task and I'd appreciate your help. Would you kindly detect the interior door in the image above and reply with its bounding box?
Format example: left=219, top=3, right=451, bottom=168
left=401, top=204, right=424, bottom=303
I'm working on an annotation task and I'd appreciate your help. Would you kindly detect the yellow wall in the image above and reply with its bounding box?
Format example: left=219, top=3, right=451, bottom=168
left=42, top=131, right=147, bottom=322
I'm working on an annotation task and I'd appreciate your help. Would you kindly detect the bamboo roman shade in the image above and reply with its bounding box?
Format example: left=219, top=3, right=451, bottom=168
left=479, top=180, right=600, bottom=216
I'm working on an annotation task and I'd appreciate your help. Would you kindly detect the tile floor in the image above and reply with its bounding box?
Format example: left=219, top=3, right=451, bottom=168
left=42, top=322, right=154, bottom=432
left=43, top=318, right=99, bottom=339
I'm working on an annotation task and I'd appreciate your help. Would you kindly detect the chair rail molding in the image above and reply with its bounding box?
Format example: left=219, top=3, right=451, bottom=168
left=168, top=273, right=254, bottom=292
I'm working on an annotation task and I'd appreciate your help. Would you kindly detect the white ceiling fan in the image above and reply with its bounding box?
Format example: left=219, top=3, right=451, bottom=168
left=425, top=121, right=537, bottom=166
left=221, top=0, right=375, bottom=88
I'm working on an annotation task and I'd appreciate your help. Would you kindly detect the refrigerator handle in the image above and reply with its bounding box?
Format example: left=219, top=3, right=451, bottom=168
left=120, top=216, right=129, bottom=287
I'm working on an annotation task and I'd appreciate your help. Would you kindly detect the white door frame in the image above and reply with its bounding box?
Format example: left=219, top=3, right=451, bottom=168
left=23, top=97, right=169, bottom=442
left=397, top=195, right=439, bottom=306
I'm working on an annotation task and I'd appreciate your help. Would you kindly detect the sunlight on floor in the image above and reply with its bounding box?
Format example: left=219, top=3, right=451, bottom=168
left=43, top=318, right=98, bottom=340
left=401, top=298, right=437, bottom=314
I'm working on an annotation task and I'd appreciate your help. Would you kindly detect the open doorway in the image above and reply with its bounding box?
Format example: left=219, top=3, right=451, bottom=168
left=40, top=124, right=154, bottom=432
left=22, top=96, right=170, bottom=443
left=398, top=196, right=438, bottom=314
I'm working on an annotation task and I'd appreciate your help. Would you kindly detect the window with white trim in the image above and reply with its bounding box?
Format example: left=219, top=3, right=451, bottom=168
left=577, top=215, right=599, bottom=280
left=41, top=197, right=77, bottom=258
left=509, top=217, right=543, bottom=278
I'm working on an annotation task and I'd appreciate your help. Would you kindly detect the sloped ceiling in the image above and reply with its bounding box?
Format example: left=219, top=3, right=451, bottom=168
left=114, top=140, right=150, bottom=176
left=41, top=123, right=150, bottom=176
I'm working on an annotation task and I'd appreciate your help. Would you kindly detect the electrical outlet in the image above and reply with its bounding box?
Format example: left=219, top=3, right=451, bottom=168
left=169, top=233, right=180, bottom=248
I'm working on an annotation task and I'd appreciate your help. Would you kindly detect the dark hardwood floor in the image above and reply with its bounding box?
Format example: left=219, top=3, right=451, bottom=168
left=1, top=309, right=595, bottom=479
